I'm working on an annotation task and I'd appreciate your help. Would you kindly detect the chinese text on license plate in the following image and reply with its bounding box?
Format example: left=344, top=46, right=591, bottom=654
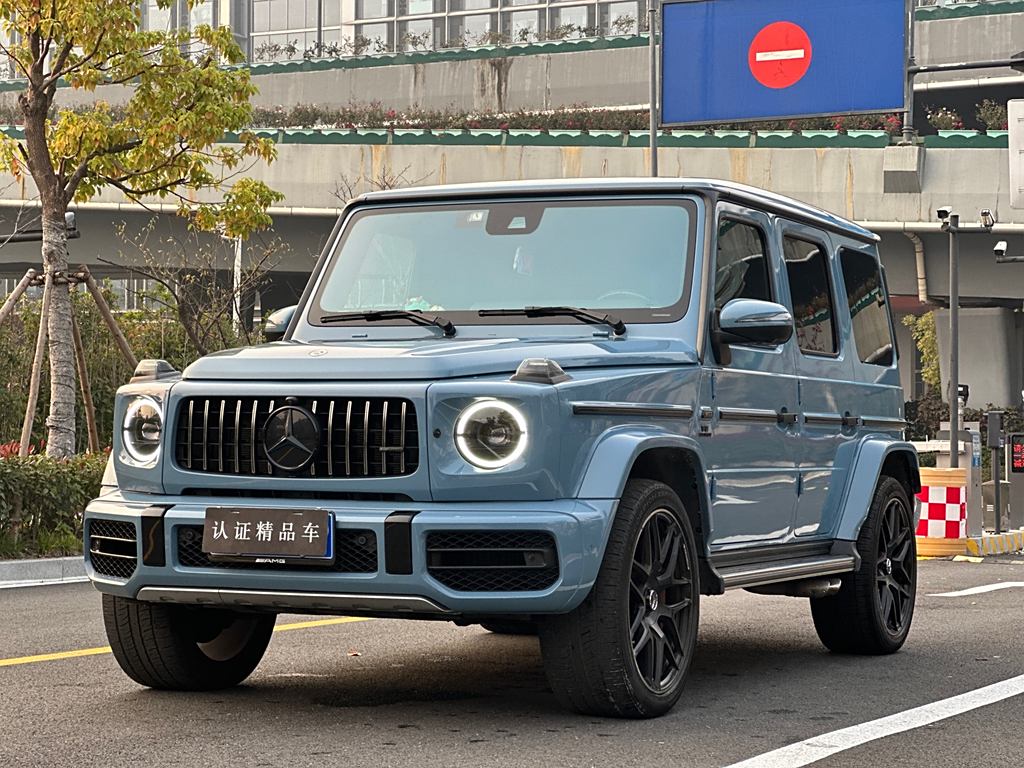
left=202, top=508, right=334, bottom=564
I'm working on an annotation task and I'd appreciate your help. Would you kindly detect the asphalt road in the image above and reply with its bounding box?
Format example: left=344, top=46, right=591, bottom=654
left=2, top=558, right=1024, bottom=768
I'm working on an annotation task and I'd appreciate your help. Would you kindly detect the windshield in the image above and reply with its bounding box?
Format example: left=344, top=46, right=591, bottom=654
left=310, top=197, right=697, bottom=328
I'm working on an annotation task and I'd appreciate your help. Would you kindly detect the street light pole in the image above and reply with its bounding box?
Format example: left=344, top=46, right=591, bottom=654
left=648, top=0, right=659, bottom=177
left=947, top=212, right=960, bottom=468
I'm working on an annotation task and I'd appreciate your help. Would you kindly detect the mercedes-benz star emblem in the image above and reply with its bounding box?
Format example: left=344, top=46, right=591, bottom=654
left=263, top=405, right=320, bottom=472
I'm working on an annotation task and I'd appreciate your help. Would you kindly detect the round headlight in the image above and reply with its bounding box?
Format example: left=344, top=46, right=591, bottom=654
left=455, top=400, right=528, bottom=470
left=122, top=396, right=163, bottom=465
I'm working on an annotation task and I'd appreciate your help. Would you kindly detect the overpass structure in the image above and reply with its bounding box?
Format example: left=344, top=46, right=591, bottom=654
left=0, top=128, right=1020, bottom=408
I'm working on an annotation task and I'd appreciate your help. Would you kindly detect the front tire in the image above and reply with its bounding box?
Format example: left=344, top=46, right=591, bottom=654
left=811, top=476, right=916, bottom=654
left=103, top=594, right=275, bottom=690
left=539, top=479, right=700, bottom=718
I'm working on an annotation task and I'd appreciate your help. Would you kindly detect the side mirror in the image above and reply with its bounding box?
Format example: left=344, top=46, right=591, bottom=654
left=712, top=299, right=794, bottom=364
left=263, top=305, right=297, bottom=342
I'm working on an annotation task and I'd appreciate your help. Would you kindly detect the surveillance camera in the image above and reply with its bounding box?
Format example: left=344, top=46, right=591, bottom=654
left=980, top=208, right=997, bottom=229
left=995, top=240, right=1008, bottom=258
left=936, top=206, right=953, bottom=220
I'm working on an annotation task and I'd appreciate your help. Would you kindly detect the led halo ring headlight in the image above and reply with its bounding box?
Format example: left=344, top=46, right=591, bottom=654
left=122, top=395, right=164, bottom=465
left=455, top=399, right=528, bottom=470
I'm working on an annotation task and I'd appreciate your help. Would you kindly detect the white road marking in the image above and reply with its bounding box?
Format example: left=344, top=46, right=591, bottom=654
left=723, top=673, right=1024, bottom=768
left=754, top=48, right=806, bottom=62
left=929, top=581, right=1024, bottom=597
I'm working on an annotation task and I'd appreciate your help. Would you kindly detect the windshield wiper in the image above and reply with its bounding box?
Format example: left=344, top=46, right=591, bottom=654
left=319, top=309, right=456, bottom=337
left=478, top=306, right=626, bottom=336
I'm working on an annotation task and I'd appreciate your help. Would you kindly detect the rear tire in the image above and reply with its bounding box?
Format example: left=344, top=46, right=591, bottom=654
left=811, top=476, right=916, bottom=654
left=480, top=620, right=538, bottom=636
left=103, top=594, right=275, bottom=690
left=538, top=479, right=700, bottom=718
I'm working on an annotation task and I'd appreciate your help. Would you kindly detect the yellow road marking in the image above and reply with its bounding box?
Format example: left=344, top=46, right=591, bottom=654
left=0, top=646, right=113, bottom=668
left=274, top=616, right=371, bottom=632
left=0, top=616, right=371, bottom=669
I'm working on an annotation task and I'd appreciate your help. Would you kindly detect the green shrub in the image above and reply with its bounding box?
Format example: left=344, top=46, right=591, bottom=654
left=0, top=453, right=107, bottom=558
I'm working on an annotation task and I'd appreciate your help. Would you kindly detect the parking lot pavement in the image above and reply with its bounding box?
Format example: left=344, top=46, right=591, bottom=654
left=2, top=558, right=1024, bottom=768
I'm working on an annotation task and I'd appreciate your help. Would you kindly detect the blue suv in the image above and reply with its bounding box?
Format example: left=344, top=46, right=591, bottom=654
left=85, top=178, right=920, bottom=718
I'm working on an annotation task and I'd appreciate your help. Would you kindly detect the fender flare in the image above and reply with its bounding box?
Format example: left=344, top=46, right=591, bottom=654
left=575, top=427, right=714, bottom=557
left=834, top=438, right=920, bottom=542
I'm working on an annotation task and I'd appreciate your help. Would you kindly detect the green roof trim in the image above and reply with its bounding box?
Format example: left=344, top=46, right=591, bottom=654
left=916, top=0, right=1024, bottom=21
left=924, top=130, right=1008, bottom=148
left=0, top=125, right=1007, bottom=149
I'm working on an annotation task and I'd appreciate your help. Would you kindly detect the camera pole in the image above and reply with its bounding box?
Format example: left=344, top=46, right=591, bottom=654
left=948, top=212, right=960, bottom=468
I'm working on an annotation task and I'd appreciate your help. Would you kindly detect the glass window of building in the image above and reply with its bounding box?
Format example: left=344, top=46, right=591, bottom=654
left=453, top=13, right=494, bottom=44
left=356, top=22, right=392, bottom=48
left=324, top=0, right=343, bottom=25
left=505, top=10, right=541, bottom=41
left=550, top=4, right=591, bottom=33
left=190, top=2, right=215, bottom=28
left=601, top=1, right=638, bottom=34
left=404, top=0, right=438, bottom=16
left=358, top=0, right=392, bottom=19
left=505, top=0, right=540, bottom=7
left=400, top=18, right=437, bottom=49
left=452, top=0, right=496, bottom=10
left=145, top=0, right=173, bottom=31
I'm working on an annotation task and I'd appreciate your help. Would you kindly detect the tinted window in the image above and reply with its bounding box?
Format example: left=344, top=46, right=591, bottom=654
left=714, top=219, right=771, bottom=310
left=840, top=248, right=895, bottom=366
left=783, top=236, right=837, bottom=355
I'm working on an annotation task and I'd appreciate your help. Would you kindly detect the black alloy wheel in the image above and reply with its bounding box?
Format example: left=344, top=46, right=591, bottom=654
left=539, top=479, right=700, bottom=718
left=811, top=475, right=916, bottom=654
left=630, top=508, right=697, bottom=694
left=876, top=495, right=914, bottom=636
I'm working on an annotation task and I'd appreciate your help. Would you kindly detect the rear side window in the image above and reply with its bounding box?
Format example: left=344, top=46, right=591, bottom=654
left=714, top=218, right=772, bottom=310
left=782, top=236, right=837, bottom=356
left=840, top=248, right=895, bottom=367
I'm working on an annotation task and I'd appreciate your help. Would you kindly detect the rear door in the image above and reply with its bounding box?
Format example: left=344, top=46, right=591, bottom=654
left=702, top=204, right=800, bottom=547
left=776, top=221, right=857, bottom=537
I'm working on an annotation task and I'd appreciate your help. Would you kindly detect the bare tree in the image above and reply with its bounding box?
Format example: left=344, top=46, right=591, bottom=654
left=99, top=220, right=292, bottom=357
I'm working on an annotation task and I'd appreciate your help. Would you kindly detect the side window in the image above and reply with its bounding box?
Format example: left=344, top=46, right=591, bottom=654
left=840, top=247, right=895, bottom=367
left=782, top=236, right=837, bottom=356
left=714, top=218, right=772, bottom=310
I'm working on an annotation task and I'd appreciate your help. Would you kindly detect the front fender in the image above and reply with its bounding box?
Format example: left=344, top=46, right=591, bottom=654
left=575, top=427, right=706, bottom=499
left=834, top=438, right=920, bottom=542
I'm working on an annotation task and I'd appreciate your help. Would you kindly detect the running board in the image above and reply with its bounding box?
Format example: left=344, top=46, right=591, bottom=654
left=717, top=555, right=857, bottom=591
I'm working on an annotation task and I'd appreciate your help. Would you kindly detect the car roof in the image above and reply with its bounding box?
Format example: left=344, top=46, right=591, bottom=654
left=356, top=177, right=879, bottom=243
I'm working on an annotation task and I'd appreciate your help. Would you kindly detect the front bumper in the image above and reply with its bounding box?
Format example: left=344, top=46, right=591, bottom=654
left=83, top=491, right=617, bottom=616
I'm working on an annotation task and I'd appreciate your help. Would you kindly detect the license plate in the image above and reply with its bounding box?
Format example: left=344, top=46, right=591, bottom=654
left=203, top=508, right=334, bottom=565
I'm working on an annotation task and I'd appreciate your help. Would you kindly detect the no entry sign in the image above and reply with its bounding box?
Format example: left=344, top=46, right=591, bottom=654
left=660, top=0, right=907, bottom=126
left=748, top=22, right=812, bottom=90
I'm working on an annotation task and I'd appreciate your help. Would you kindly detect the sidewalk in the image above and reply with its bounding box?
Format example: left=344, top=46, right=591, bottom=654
left=0, top=556, right=86, bottom=589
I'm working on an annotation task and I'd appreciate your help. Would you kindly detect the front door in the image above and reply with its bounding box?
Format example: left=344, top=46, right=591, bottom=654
left=702, top=205, right=800, bottom=547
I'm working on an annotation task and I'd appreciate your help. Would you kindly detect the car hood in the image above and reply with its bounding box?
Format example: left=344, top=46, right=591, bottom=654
left=181, top=336, right=699, bottom=381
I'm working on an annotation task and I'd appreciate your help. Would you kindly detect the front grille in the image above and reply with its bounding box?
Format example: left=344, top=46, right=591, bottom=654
left=174, top=396, right=419, bottom=479
left=88, top=519, right=138, bottom=579
left=176, top=525, right=378, bottom=573
left=426, top=530, right=559, bottom=592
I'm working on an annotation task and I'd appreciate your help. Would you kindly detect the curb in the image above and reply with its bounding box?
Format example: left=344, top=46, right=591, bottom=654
left=0, top=556, right=86, bottom=587
left=917, top=531, right=1024, bottom=558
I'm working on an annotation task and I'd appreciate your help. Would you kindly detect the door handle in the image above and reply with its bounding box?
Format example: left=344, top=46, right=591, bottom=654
left=777, top=408, right=799, bottom=426
left=841, top=414, right=863, bottom=429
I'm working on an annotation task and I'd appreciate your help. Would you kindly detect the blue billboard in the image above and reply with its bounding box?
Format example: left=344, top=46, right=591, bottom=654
left=660, top=0, right=907, bottom=126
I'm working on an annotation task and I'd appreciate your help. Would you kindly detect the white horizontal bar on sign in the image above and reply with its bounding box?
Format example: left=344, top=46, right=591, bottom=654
left=755, top=48, right=806, bottom=62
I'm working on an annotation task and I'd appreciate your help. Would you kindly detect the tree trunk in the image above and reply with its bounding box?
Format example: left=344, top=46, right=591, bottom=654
left=41, top=208, right=77, bottom=458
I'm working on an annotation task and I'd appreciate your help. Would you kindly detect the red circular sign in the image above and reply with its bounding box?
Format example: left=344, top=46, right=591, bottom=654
left=748, top=21, right=813, bottom=90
